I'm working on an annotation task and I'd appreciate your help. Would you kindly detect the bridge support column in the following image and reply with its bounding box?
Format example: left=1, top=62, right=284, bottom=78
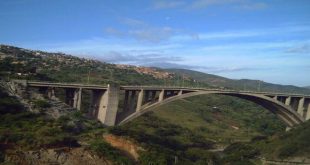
left=73, top=88, right=82, bottom=110
left=306, top=103, right=310, bottom=120
left=285, top=96, right=291, bottom=106
left=297, top=97, right=305, bottom=116
left=136, top=89, right=144, bottom=112
left=96, top=84, right=120, bottom=126
left=178, top=90, right=183, bottom=96
left=47, top=87, right=56, bottom=100
left=158, top=90, right=164, bottom=102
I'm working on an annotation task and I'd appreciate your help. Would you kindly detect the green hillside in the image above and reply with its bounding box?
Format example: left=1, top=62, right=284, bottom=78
left=251, top=120, right=310, bottom=159
left=167, top=68, right=310, bottom=94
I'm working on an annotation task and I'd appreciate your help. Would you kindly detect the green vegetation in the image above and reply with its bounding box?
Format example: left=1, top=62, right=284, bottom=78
left=222, top=142, right=260, bottom=164
left=0, top=88, right=24, bottom=114
left=251, top=120, right=310, bottom=159
left=153, top=95, right=285, bottom=143
left=33, top=99, right=51, bottom=108
left=110, top=113, right=219, bottom=164
left=0, top=88, right=132, bottom=164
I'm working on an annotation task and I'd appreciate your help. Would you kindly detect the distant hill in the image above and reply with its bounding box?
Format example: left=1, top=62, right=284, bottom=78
left=304, top=86, right=310, bottom=89
left=166, top=68, right=310, bottom=94
left=1, top=44, right=309, bottom=94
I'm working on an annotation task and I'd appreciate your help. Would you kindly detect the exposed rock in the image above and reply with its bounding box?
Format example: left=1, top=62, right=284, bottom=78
left=4, top=147, right=112, bottom=165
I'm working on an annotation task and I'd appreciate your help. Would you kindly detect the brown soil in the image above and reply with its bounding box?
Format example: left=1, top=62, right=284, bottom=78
left=103, top=134, right=143, bottom=161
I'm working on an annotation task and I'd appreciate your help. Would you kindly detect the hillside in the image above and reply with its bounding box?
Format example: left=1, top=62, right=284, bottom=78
left=167, top=68, right=310, bottom=94
left=251, top=120, right=310, bottom=160
left=1, top=44, right=309, bottom=95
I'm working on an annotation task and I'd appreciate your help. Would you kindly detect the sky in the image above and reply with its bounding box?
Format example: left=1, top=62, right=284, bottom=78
left=0, top=0, right=310, bottom=86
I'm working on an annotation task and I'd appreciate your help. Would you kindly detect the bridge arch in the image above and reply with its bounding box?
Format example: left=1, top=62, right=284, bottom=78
left=119, top=91, right=305, bottom=127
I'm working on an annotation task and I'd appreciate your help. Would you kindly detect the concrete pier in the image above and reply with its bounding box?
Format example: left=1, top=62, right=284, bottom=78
left=297, top=97, right=305, bottom=116
left=306, top=104, right=310, bottom=120
left=96, top=84, right=120, bottom=126
left=136, top=89, right=144, bottom=112
left=73, top=88, right=82, bottom=110
left=285, top=96, right=291, bottom=106
left=158, top=90, right=164, bottom=102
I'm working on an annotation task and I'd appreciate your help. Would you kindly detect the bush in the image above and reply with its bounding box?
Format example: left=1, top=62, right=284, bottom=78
left=278, top=143, right=298, bottom=158
left=0, top=96, right=24, bottom=114
left=33, top=100, right=51, bottom=108
left=223, top=143, right=260, bottom=163
left=0, top=149, right=4, bottom=163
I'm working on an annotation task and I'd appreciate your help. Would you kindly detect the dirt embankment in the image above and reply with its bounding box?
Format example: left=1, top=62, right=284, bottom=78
left=103, top=134, right=143, bottom=161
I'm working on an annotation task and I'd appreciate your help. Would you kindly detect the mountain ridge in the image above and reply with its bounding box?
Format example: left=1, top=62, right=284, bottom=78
left=1, top=44, right=309, bottom=94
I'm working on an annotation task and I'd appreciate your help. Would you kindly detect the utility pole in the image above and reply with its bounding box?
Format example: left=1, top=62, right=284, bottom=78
left=87, top=69, right=90, bottom=84
left=257, top=80, right=261, bottom=92
left=182, top=74, right=184, bottom=87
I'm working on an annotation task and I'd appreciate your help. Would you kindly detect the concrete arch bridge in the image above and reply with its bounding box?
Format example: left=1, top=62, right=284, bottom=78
left=13, top=81, right=310, bottom=128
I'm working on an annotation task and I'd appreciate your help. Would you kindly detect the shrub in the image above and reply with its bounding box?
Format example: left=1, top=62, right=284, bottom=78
left=223, top=143, right=260, bottom=163
left=33, top=100, right=51, bottom=108
left=0, top=149, right=4, bottom=163
left=0, top=97, right=24, bottom=114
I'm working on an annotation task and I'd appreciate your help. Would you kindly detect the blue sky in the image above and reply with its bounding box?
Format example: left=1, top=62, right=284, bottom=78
left=0, top=0, right=310, bottom=86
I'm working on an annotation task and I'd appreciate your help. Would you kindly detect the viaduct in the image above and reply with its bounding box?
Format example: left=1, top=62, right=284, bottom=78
left=12, top=81, right=310, bottom=128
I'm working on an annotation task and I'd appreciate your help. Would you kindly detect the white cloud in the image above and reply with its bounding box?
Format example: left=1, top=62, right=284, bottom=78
left=152, top=1, right=185, bottom=9
left=285, top=44, right=310, bottom=54
left=105, top=18, right=177, bottom=43
left=150, top=0, right=268, bottom=10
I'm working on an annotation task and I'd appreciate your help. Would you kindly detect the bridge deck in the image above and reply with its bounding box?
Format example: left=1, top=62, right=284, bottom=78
left=25, top=81, right=310, bottom=98
left=27, top=81, right=108, bottom=90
